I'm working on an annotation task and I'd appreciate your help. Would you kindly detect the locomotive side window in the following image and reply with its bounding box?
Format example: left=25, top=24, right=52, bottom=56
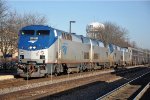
left=114, top=53, right=116, bottom=58
left=106, top=52, right=108, bottom=57
left=21, top=30, right=34, bottom=35
left=56, top=52, right=58, bottom=58
left=36, top=30, right=50, bottom=35
left=94, top=53, right=99, bottom=59
left=84, top=52, right=89, bottom=59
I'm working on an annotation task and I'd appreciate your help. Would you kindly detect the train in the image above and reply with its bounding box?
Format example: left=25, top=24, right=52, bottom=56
left=17, top=25, right=150, bottom=77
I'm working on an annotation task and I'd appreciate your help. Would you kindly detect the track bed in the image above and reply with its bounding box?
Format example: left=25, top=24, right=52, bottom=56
left=0, top=66, right=149, bottom=100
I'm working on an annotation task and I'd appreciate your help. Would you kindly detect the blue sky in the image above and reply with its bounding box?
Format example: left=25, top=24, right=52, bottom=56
left=8, top=0, right=150, bottom=49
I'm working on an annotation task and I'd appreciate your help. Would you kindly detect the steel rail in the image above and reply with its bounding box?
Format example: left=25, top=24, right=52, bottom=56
left=133, top=82, right=150, bottom=100
left=96, top=70, right=150, bottom=100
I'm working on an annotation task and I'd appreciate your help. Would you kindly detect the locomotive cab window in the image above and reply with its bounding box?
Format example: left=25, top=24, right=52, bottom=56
left=21, top=30, right=34, bottom=35
left=36, top=30, right=50, bottom=35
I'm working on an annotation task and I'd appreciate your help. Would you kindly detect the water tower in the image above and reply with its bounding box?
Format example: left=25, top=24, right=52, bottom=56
left=86, top=22, right=105, bottom=39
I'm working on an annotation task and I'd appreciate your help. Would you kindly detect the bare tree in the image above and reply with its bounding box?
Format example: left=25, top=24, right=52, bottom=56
left=98, top=22, right=129, bottom=47
left=0, top=0, right=8, bottom=59
left=86, top=21, right=130, bottom=47
left=131, top=41, right=137, bottom=48
left=0, top=2, right=47, bottom=60
left=0, top=0, right=7, bottom=22
left=16, top=12, right=47, bottom=28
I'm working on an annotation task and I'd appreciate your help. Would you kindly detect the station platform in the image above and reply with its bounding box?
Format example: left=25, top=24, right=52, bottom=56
left=0, top=75, right=14, bottom=81
left=0, top=73, right=16, bottom=81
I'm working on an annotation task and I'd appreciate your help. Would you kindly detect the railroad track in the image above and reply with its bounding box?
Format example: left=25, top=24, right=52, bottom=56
left=34, top=66, right=150, bottom=100
left=0, top=66, right=124, bottom=89
left=134, top=82, right=150, bottom=100
left=0, top=69, right=116, bottom=95
left=140, top=82, right=150, bottom=99
left=0, top=68, right=112, bottom=89
left=0, top=66, right=148, bottom=100
left=0, top=66, right=143, bottom=90
left=96, top=70, right=150, bottom=100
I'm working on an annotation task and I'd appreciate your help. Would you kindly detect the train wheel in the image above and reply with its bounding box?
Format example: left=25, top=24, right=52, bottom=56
left=24, top=77, right=30, bottom=80
left=44, top=73, right=49, bottom=78
left=54, top=64, right=60, bottom=76
left=14, top=75, right=21, bottom=79
left=54, top=71, right=58, bottom=76
left=79, top=68, right=83, bottom=73
left=54, top=69, right=59, bottom=76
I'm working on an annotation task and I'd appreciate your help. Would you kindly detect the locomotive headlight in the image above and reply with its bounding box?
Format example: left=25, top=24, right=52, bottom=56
left=29, top=46, right=32, bottom=49
left=33, top=46, right=36, bottom=49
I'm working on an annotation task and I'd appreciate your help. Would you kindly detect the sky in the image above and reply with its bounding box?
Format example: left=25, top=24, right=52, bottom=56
left=7, top=0, right=150, bottom=49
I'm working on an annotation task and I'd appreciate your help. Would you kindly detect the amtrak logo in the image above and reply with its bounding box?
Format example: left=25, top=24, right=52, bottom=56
left=28, top=37, right=38, bottom=43
left=28, top=40, right=37, bottom=43
left=61, top=43, right=68, bottom=55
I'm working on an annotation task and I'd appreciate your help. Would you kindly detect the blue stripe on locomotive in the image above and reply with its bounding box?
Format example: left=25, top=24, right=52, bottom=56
left=18, top=25, right=59, bottom=51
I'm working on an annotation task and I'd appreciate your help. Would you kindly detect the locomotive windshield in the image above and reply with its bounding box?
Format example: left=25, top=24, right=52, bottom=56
left=36, top=30, right=50, bottom=35
left=20, top=30, right=50, bottom=36
left=21, top=30, right=34, bottom=35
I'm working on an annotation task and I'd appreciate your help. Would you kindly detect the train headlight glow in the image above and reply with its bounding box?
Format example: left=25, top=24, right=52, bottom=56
left=33, top=46, right=36, bottom=49
left=29, top=46, right=32, bottom=49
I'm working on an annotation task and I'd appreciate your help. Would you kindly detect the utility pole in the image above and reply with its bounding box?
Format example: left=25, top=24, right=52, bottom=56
left=69, top=21, right=76, bottom=34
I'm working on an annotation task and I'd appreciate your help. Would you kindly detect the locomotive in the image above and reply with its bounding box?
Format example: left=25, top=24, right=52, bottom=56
left=17, top=25, right=150, bottom=77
